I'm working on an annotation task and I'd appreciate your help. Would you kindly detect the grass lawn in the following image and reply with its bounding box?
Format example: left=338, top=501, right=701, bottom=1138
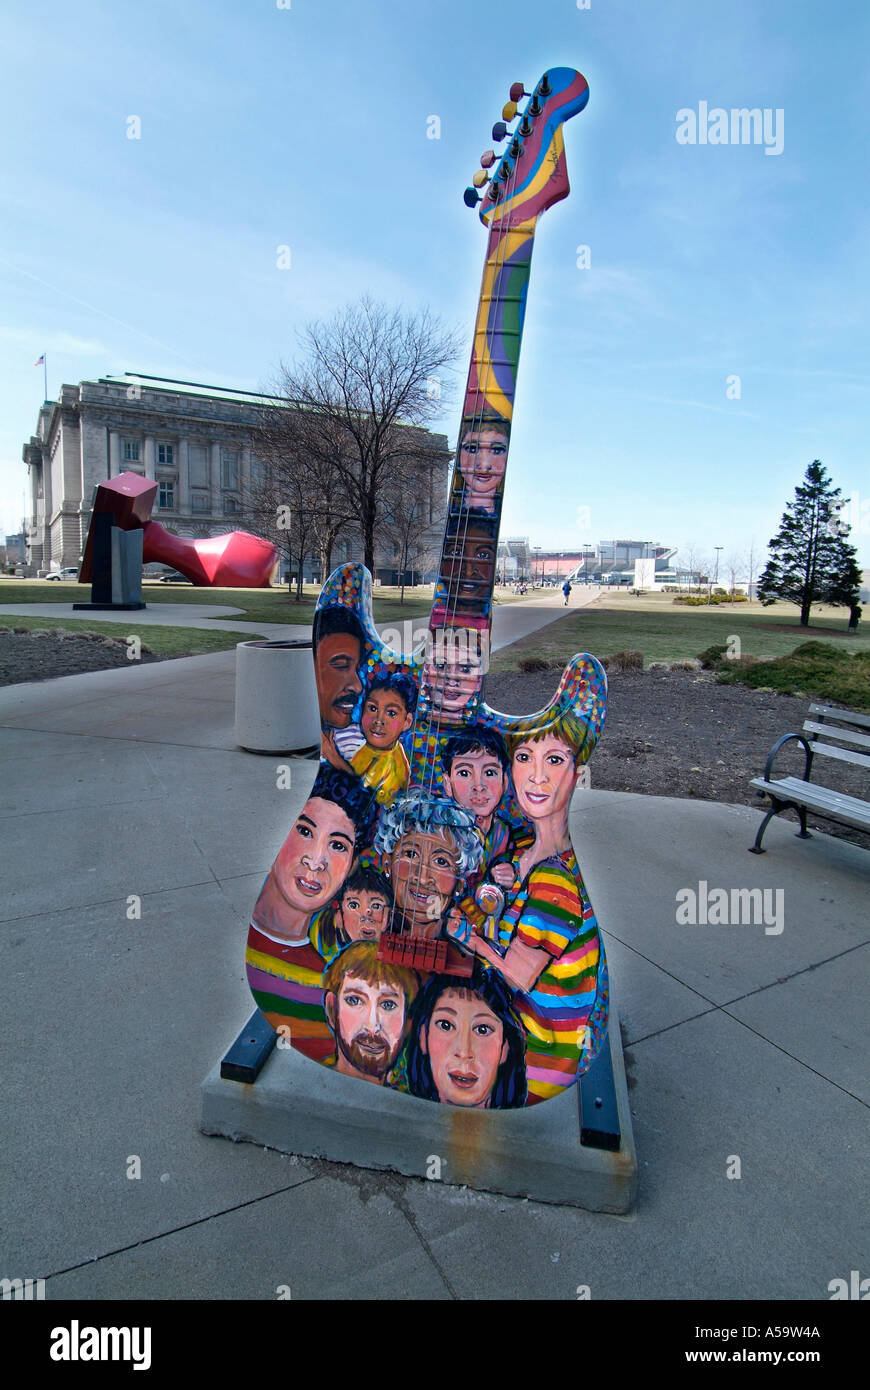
left=0, top=613, right=244, bottom=658
left=0, top=579, right=436, bottom=624
left=490, top=591, right=870, bottom=672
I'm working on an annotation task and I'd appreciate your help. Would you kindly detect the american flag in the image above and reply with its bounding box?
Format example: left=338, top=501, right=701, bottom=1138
left=34, top=354, right=45, bottom=366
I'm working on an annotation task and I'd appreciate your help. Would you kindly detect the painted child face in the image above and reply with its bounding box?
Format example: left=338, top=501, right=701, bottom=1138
left=273, top=796, right=355, bottom=912
left=315, top=632, right=363, bottom=728
left=422, top=988, right=508, bottom=1107
left=511, top=734, right=578, bottom=822
left=422, top=632, right=485, bottom=723
left=337, top=888, right=389, bottom=943
left=332, top=973, right=406, bottom=1079
left=361, top=687, right=412, bottom=750
left=389, top=830, right=460, bottom=930
left=458, top=429, right=508, bottom=507
left=444, top=748, right=506, bottom=824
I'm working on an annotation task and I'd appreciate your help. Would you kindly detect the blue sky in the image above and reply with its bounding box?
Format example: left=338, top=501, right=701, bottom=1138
left=2, top=0, right=868, bottom=572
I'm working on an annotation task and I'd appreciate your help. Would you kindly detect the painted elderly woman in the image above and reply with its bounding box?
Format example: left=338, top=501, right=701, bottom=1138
left=446, top=708, right=608, bottom=1105
left=373, top=787, right=483, bottom=939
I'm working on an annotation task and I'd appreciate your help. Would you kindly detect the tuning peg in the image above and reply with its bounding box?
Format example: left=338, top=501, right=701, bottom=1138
left=518, top=114, right=533, bottom=136
left=509, top=82, right=528, bottom=103
left=491, top=120, right=509, bottom=143
left=463, top=186, right=481, bottom=207
left=502, top=100, right=518, bottom=121
left=472, top=169, right=490, bottom=188
left=479, top=149, right=496, bottom=168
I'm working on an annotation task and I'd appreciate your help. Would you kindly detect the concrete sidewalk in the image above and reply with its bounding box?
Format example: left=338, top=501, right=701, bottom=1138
left=0, top=652, right=867, bottom=1300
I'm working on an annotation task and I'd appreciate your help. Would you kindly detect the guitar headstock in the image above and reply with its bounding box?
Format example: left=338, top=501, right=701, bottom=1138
left=464, top=68, right=589, bottom=229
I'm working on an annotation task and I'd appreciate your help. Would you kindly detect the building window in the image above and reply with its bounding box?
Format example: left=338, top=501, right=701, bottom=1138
left=157, top=443, right=174, bottom=466
left=223, top=495, right=239, bottom=516
left=191, top=492, right=210, bottom=513
left=189, top=444, right=209, bottom=488
left=158, top=481, right=175, bottom=509
left=221, top=449, right=239, bottom=490
left=250, top=457, right=267, bottom=487
left=123, top=440, right=140, bottom=461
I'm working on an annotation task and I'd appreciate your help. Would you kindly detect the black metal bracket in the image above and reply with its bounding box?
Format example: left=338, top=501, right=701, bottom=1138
left=579, top=1034, right=621, bottom=1150
left=220, top=1009, right=278, bottom=1083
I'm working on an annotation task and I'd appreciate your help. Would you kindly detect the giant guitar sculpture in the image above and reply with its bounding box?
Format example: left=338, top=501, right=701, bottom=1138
left=245, top=69, right=609, bottom=1110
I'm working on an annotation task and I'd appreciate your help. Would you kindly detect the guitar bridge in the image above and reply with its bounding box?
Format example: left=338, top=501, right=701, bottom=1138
left=377, top=931, right=474, bottom=978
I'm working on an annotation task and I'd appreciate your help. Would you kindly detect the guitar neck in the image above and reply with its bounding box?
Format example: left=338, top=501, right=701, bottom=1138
left=419, top=68, right=589, bottom=727
left=428, top=216, right=539, bottom=645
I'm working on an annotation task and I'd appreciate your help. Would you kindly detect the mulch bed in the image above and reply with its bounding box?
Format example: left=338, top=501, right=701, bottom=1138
left=1, top=631, right=866, bottom=850
left=0, top=628, right=161, bottom=686
left=485, top=665, right=869, bottom=850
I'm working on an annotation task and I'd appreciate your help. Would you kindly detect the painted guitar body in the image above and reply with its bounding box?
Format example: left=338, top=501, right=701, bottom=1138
left=245, top=69, right=608, bottom=1110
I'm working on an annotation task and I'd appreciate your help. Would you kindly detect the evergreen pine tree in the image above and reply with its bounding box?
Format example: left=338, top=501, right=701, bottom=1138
left=757, top=460, right=861, bottom=626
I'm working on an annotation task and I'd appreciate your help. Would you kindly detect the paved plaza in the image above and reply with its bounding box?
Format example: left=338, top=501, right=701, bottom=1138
left=0, top=596, right=867, bottom=1300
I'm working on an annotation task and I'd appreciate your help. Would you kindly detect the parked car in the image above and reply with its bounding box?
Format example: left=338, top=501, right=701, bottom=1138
left=45, top=567, right=80, bottom=581
left=157, top=570, right=193, bottom=584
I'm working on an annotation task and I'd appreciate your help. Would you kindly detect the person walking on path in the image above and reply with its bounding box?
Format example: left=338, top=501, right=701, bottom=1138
left=562, top=580, right=572, bottom=606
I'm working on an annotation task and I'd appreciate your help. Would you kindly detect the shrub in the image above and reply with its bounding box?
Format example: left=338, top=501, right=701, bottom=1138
left=697, top=643, right=729, bottom=669
left=673, top=592, right=748, bottom=606
left=609, top=649, right=644, bottom=671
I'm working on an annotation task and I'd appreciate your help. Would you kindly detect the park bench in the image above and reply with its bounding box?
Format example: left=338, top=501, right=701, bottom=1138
left=749, top=703, right=870, bottom=853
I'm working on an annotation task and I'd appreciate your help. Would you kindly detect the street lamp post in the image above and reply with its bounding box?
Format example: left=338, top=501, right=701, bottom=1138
left=713, top=545, right=723, bottom=597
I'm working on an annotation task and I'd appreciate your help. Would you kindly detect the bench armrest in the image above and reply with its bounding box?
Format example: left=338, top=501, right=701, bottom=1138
left=761, top=732, right=813, bottom=784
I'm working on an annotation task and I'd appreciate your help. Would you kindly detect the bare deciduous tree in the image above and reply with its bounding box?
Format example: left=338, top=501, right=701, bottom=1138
left=263, top=297, right=462, bottom=575
left=380, top=457, right=442, bottom=601
left=724, top=549, right=744, bottom=595
left=679, top=543, right=705, bottom=590
left=746, top=537, right=758, bottom=600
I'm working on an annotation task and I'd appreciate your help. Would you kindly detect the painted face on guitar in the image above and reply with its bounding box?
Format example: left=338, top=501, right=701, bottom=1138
left=439, top=523, right=497, bottom=612
left=329, top=972, right=406, bottom=1079
left=337, top=887, right=390, bottom=943
left=315, top=632, right=363, bottom=728
left=443, top=747, right=506, bottom=829
left=458, top=426, right=509, bottom=513
left=361, top=686, right=413, bottom=750
left=273, top=797, right=356, bottom=913
left=323, top=943, right=418, bottom=1085
left=421, top=630, right=485, bottom=723
left=421, top=987, right=509, bottom=1107
left=388, top=830, right=461, bottom=935
left=511, top=733, right=578, bottom=823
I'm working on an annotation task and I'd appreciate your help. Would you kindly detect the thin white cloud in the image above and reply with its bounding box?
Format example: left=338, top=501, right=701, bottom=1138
left=0, top=326, right=109, bottom=356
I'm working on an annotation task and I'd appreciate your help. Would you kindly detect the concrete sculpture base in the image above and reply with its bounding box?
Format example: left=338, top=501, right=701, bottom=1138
left=200, top=1002, right=637, bottom=1213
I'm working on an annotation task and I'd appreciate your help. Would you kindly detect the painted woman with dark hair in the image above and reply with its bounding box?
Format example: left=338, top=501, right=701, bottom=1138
left=403, top=962, right=527, bottom=1109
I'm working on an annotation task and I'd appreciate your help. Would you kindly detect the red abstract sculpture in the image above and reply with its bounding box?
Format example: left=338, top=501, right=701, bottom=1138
left=79, top=473, right=278, bottom=588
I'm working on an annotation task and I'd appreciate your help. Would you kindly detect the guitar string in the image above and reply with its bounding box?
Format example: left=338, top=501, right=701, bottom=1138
left=397, top=109, right=527, bottom=947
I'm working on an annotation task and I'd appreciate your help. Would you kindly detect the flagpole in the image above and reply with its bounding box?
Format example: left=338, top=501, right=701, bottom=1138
left=43, top=353, right=48, bottom=401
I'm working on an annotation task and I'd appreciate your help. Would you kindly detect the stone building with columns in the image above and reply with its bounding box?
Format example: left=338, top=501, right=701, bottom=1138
left=21, top=374, right=450, bottom=581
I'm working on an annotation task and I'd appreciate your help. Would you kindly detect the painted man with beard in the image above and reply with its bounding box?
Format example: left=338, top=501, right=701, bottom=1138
left=322, top=942, right=418, bottom=1086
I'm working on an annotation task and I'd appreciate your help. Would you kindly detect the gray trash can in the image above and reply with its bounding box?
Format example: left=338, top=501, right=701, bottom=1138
left=234, top=639, right=321, bottom=753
